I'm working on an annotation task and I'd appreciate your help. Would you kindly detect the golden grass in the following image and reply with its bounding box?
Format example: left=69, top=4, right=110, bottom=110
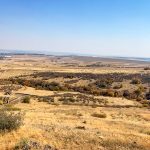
left=0, top=55, right=149, bottom=149
left=0, top=55, right=146, bottom=74
left=0, top=99, right=149, bottom=150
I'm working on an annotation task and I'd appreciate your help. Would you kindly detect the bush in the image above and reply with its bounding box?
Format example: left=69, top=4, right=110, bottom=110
left=105, top=90, right=115, bottom=97
left=146, top=90, right=150, bottom=100
left=14, top=138, right=29, bottom=150
left=136, top=96, right=143, bottom=102
left=0, top=108, right=23, bottom=132
left=131, top=79, right=141, bottom=84
left=142, top=104, right=149, bottom=107
left=144, top=67, right=150, bottom=70
left=22, top=96, right=30, bottom=103
left=138, top=85, right=145, bottom=92
left=14, top=139, right=57, bottom=150
left=95, top=79, right=113, bottom=89
left=123, top=90, right=130, bottom=98
left=50, top=81, right=60, bottom=87
left=91, top=112, right=107, bottom=118
left=134, top=88, right=142, bottom=98
left=113, top=84, right=123, bottom=89
left=100, top=89, right=115, bottom=97
left=59, top=97, right=76, bottom=104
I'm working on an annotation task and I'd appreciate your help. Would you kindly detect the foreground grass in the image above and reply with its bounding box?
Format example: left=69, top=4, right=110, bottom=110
left=0, top=99, right=149, bottom=150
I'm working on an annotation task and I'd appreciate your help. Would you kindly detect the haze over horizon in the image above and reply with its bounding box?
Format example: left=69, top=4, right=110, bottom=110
left=0, top=0, right=150, bottom=57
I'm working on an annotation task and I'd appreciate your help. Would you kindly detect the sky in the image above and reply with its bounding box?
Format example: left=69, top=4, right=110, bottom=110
left=0, top=0, right=150, bottom=57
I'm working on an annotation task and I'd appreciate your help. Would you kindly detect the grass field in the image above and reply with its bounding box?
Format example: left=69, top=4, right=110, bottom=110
left=0, top=55, right=149, bottom=150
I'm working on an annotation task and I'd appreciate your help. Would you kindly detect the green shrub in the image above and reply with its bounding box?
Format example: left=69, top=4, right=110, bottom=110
left=22, top=96, right=30, bottom=103
left=0, top=108, right=23, bottom=132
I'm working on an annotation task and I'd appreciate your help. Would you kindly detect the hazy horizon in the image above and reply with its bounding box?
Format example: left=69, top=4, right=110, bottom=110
left=0, top=0, right=150, bottom=57
left=1, top=49, right=150, bottom=60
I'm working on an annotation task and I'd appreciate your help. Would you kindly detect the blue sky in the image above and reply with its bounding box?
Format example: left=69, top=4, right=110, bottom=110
left=0, top=0, right=150, bottom=57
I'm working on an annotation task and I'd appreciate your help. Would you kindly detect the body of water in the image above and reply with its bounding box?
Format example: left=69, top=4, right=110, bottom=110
left=112, top=57, right=150, bottom=62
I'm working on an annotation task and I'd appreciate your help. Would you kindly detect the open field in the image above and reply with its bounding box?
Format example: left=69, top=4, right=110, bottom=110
left=0, top=55, right=149, bottom=75
left=1, top=99, right=150, bottom=150
left=0, top=55, right=149, bottom=150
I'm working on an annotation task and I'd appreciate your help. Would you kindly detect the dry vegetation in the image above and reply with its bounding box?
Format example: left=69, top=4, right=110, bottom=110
left=0, top=55, right=149, bottom=150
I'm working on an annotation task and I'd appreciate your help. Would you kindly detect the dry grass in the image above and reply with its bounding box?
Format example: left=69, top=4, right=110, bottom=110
left=0, top=55, right=147, bottom=74
left=0, top=99, right=149, bottom=150
left=0, top=55, right=149, bottom=150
